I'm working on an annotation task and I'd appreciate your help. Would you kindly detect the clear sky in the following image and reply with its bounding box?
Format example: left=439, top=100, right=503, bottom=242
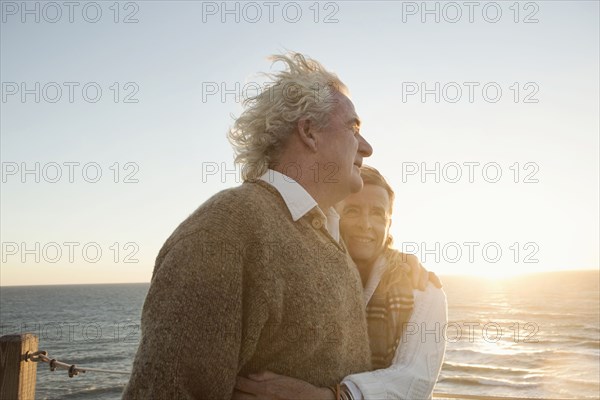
left=1, top=0, right=598, bottom=285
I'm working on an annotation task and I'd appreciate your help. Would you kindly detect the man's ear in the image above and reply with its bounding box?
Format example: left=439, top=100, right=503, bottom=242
left=297, top=118, right=318, bottom=152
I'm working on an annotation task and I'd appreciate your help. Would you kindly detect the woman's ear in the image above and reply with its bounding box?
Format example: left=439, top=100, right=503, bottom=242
left=297, top=118, right=317, bottom=152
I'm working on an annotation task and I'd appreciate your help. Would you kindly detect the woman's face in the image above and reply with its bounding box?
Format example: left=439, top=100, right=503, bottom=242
left=338, top=184, right=392, bottom=268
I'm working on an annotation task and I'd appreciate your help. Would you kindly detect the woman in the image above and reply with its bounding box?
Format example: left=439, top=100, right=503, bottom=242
left=234, top=165, right=448, bottom=400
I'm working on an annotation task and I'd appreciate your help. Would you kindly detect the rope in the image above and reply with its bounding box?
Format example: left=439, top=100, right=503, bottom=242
left=26, top=350, right=131, bottom=377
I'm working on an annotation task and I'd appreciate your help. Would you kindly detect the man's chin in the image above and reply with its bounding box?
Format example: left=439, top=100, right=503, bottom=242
left=349, top=177, right=364, bottom=194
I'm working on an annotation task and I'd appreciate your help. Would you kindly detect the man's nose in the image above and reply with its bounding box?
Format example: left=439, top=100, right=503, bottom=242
left=358, top=134, right=373, bottom=157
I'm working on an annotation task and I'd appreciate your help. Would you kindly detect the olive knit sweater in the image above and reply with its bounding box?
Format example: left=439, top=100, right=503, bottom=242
left=122, top=180, right=372, bottom=399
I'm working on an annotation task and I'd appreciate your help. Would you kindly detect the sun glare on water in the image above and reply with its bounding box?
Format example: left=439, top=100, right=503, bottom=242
left=435, top=263, right=564, bottom=280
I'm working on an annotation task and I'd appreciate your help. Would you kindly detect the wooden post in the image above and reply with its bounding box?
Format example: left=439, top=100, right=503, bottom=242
left=0, top=333, right=38, bottom=400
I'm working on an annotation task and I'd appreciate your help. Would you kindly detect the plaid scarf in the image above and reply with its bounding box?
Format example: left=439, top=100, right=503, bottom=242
left=365, top=248, right=415, bottom=369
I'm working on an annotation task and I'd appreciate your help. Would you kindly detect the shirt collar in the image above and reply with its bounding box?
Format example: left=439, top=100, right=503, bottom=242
left=363, top=254, right=388, bottom=305
left=260, top=169, right=316, bottom=221
left=259, top=169, right=340, bottom=241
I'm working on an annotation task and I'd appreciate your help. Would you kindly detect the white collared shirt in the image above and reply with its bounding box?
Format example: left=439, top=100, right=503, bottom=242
left=259, top=169, right=340, bottom=242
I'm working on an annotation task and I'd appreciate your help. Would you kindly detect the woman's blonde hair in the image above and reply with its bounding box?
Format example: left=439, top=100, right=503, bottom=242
left=360, top=165, right=396, bottom=248
left=228, top=52, right=347, bottom=180
left=360, top=165, right=395, bottom=214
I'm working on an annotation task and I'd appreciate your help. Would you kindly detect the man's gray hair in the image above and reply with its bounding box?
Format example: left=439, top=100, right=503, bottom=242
left=228, top=52, right=348, bottom=180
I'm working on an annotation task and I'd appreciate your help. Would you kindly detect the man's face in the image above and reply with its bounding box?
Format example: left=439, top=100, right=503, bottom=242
left=317, top=92, right=373, bottom=197
left=339, top=184, right=392, bottom=268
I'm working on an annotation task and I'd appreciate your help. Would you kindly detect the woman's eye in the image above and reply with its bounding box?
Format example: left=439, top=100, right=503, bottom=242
left=372, top=210, right=387, bottom=219
left=345, top=208, right=359, bottom=216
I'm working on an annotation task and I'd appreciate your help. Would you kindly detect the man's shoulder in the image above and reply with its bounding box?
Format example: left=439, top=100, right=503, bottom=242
left=159, top=181, right=285, bottom=254
left=194, top=180, right=282, bottom=218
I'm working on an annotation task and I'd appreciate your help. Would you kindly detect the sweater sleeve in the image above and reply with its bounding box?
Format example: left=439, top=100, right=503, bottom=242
left=123, top=231, right=267, bottom=400
left=343, top=284, right=448, bottom=400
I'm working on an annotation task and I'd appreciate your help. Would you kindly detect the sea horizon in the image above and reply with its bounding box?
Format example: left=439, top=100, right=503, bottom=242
left=1, top=268, right=598, bottom=288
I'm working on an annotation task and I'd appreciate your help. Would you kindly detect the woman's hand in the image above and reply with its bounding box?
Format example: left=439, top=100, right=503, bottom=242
left=389, top=250, right=443, bottom=290
left=232, top=371, right=335, bottom=400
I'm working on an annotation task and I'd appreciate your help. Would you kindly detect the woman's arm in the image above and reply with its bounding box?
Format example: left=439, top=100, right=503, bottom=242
left=343, top=283, right=448, bottom=399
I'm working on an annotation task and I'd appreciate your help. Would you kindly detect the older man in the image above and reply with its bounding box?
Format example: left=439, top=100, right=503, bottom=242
left=123, top=53, right=377, bottom=399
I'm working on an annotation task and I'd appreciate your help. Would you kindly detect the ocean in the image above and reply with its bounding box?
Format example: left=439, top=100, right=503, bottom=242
left=1, top=270, right=598, bottom=400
